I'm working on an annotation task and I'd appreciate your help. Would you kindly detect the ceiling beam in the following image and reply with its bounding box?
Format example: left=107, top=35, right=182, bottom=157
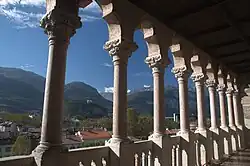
left=227, top=59, right=250, bottom=65
left=168, top=0, right=231, bottom=22
left=216, top=1, right=250, bottom=52
left=217, top=49, right=250, bottom=59
left=188, top=24, right=229, bottom=38
left=238, top=67, right=250, bottom=73
left=205, top=39, right=243, bottom=49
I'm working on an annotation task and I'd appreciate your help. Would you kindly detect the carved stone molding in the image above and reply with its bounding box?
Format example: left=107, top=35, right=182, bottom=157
left=191, top=73, right=205, bottom=82
left=233, top=91, right=239, bottom=96
left=103, top=38, right=138, bottom=58
left=40, top=9, right=82, bottom=42
left=171, top=66, right=188, bottom=79
left=145, top=55, right=162, bottom=68
left=205, top=79, right=216, bottom=88
left=217, top=84, right=226, bottom=92
left=226, top=87, right=234, bottom=94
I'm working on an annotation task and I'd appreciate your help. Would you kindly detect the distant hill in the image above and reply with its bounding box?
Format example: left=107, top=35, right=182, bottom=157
left=0, top=67, right=45, bottom=92
left=101, top=86, right=212, bottom=117
left=99, top=92, right=113, bottom=101
left=0, top=67, right=215, bottom=118
left=0, top=67, right=112, bottom=117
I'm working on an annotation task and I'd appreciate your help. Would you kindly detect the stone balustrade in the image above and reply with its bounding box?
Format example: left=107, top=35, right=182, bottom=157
left=1, top=129, right=248, bottom=166
left=0, top=155, right=34, bottom=166
left=1, top=1, right=250, bottom=166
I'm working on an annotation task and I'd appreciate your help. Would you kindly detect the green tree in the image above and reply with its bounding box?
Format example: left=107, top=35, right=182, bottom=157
left=164, top=119, right=179, bottom=129
left=127, top=108, right=138, bottom=136
left=11, top=135, right=31, bottom=155
left=134, top=115, right=153, bottom=138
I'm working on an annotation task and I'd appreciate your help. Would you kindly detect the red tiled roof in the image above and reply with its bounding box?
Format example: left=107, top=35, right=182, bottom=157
left=76, top=130, right=111, bottom=140
left=165, top=129, right=179, bottom=135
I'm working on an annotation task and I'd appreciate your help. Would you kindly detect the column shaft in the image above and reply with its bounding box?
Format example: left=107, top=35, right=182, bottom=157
left=195, top=81, right=206, bottom=130
left=40, top=40, right=68, bottom=146
left=153, top=67, right=165, bottom=135
left=233, top=92, right=241, bottom=127
left=39, top=10, right=81, bottom=147
left=208, top=86, right=218, bottom=129
left=218, top=89, right=227, bottom=128
left=178, top=75, right=189, bottom=132
left=112, top=57, right=128, bottom=140
left=104, top=39, right=137, bottom=142
left=226, top=91, right=235, bottom=128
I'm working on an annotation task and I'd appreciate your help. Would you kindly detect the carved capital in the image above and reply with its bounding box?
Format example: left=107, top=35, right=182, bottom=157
left=191, top=73, right=205, bottom=82
left=217, top=84, right=225, bottom=92
left=233, top=90, right=239, bottom=96
left=205, top=79, right=216, bottom=87
left=104, top=39, right=138, bottom=58
left=226, top=87, right=234, bottom=94
left=145, top=54, right=166, bottom=69
left=171, top=66, right=188, bottom=79
left=40, top=9, right=82, bottom=43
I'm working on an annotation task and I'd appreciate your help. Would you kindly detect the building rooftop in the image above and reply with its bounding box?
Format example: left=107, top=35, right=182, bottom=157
left=76, top=129, right=111, bottom=141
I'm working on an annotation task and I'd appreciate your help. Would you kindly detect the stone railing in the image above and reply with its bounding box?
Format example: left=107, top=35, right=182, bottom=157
left=0, top=129, right=249, bottom=166
left=133, top=140, right=153, bottom=166
left=66, top=146, right=110, bottom=166
left=0, top=155, right=34, bottom=166
left=170, top=135, right=181, bottom=166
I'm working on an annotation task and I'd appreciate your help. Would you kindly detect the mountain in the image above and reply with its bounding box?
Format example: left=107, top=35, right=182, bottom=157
left=64, top=82, right=112, bottom=117
left=0, top=67, right=215, bottom=118
left=0, top=67, right=112, bottom=117
left=0, top=74, right=43, bottom=113
left=101, top=85, right=211, bottom=117
left=0, top=67, right=45, bottom=92
left=99, top=92, right=113, bottom=101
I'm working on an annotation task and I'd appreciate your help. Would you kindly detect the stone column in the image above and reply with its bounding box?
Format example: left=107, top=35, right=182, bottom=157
left=226, top=88, right=236, bottom=128
left=172, top=66, right=189, bottom=133
left=191, top=74, right=206, bottom=131
left=233, top=91, right=241, bottom=127
left=145, top=55, right=167, bottom=136
left=104, top=39, right=137, bottom=143
left=33, top=9, right=81, bottom=166
left=206, top=80, right=218, bottom=129
left=217, top=85, right=227, bottom=128
left=226, top=83, right=238, bottom=152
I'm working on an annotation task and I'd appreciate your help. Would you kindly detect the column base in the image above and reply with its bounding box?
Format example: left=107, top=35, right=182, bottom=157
left=105, top=137, right=135, bottom=166
left=149, top=134, right=172, bottom=166
left=220, top=126, right=234, bottom=155
left=220, top=126, right=229, bottom=132
left=209, top=127, right=224, bottom=161
left=229, top=125, right=237, bottom=131
left=177, top=131, right=196, bottom=166
left=32, top=143, right=67, bottom=166
left=195, top=128, right=214, bottom=164
left=106, top=137, right=133, bottom=145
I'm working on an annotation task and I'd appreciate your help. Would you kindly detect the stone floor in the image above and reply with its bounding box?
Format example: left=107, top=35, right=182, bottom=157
left=220, top=149, right=250, bottom=166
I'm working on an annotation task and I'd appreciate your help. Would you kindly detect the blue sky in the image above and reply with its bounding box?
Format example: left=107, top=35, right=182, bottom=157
left=0, top=0, right=182, bottom=92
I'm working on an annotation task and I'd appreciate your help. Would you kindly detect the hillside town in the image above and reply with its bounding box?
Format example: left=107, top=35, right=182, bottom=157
left=0, top=112, right=183, bottom=158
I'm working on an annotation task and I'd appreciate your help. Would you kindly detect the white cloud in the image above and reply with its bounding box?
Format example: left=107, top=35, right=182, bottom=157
left=0, top=1, right=102, bottom=29
left=144, top=85, right=151, bottom=88
left=20, top=64, right=34, bottom=70
left=102, top=63, right=112, bottom=68
left=0, top=0, right=45, bottom=7
left=104, top=87, right=114, bottom=93
left=80, top=2, right=101, bottom=14
left=79, top=2, right=102, bottom=22
left=0, top=7, right=43, bottom=28
left=104, top=87, right=131, bottom=93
